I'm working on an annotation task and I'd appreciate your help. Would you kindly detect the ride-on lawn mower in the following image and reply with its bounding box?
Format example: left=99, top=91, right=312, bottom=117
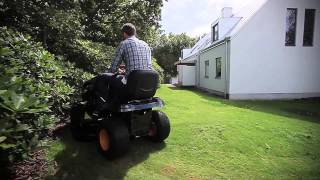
left=70, top=70, right=170, bottom=159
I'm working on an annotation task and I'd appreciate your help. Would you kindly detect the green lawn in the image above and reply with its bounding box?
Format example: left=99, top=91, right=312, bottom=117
left=46, top=85, right=320, bottom=179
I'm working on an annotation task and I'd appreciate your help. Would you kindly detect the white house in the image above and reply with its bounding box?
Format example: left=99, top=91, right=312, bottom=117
left=176, top=0, right=320, bottom=99
left=175, top=34, right=211, bottom=86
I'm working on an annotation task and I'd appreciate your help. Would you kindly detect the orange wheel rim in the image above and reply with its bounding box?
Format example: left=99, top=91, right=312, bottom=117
left=99, top=129, right=110, bottom=151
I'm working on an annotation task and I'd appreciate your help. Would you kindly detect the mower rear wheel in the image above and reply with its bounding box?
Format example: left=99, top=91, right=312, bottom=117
left=98, top=119, right=130, bottom=159
left=148, top=110, right=170, bottom=142
left=70, top=104, right=86, bottom=141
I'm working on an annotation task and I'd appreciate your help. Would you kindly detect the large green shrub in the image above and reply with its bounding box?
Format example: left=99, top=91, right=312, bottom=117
left=65, top=39, right=115, bottom=74
left=152, top=58, right=164, bottom=83
left=0, top=27, right=92, bottom=161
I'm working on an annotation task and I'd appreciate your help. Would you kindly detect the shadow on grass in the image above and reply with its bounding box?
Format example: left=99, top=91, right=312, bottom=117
left=46, top=127, right=165, bottom=180
left=169, top=86, right=320, bottom=123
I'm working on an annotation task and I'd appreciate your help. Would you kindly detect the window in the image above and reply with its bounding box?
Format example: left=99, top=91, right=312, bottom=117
left=303, top=9, right=316, bottom=46
left=216, top=58, right=222, bottom=79
left=205, top=60, right=209, bottom=78
left=212, top=24, right=219, bottom=42
left=285, top=8, right=297, bottom=46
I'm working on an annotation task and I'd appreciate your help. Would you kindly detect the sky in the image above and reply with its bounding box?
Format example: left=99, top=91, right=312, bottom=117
left=160, top=0, right=253, bottom=37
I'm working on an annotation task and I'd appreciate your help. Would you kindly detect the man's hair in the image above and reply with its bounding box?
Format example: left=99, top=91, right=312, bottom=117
left=121, top=23, right=136, bottom=36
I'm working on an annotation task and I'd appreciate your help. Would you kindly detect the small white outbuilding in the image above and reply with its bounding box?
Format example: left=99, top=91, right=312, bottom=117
left=177, top=0, right=320, bottom=100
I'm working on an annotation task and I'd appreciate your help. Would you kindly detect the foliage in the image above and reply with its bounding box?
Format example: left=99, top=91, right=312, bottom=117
left=64, top=39, right=115, bottom=74
left=0, top=0, right=165, bottom=73
left=152, top=58, right=164, bottom=83
left=79, top=0, right=164, bottom=45
left=0, top=0, right=83, bottom=51
left=0, top=27, right=92, bottom=161
left=0, top=0, right=166, bottom=170
left=153, top=33, right=196, bottom=78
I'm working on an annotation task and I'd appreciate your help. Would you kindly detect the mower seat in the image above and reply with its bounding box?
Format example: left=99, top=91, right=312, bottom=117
left=125, top=70, right=159, bottom=101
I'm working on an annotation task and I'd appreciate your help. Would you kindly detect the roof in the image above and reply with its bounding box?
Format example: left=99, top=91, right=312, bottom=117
left=201, top=0, right=269, bottom=51
left=182, top=34, right=211, bottom=60
left=226, top=0, right=269, bottom=37
left=180, top=0, right=269, bottom=59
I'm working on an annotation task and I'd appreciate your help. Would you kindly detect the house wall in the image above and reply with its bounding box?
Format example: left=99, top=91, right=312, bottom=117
left=198, top=43, right=226, bottom=94
left=177, top=65, right=196, bottom=86
left=171, top=76, right=178, bottom=85
left=229, top=0, right=320, bottom=99
left=182, top=66, right=196, bottom=86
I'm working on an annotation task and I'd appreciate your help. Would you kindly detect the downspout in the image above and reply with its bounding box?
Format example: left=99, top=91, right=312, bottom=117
left=197, top=53, right=200, bottom=87
left=224, top=37, right=230, bottom=99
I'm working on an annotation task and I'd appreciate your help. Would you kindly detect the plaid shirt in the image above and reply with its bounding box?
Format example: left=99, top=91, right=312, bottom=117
left=109, top=36, right=152, bottom=74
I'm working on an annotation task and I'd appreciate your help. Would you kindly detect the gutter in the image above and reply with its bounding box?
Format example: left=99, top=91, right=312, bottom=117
left=200, top=36, right=231, bottom=54
left=197, top=53, right=200, bottom=87
left=175, top=61, right=196, bottom=66
left=224, top=37, right=230, bottom=99
left=175, top=53, right=197, bottom=65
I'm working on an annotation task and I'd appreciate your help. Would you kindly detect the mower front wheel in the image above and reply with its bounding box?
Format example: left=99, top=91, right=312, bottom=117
left=148, top=110, right=170, bottom=142
left=98, top=119, right=130, bottom=159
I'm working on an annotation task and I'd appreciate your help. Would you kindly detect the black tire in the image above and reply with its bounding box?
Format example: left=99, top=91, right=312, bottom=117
left=149, top=110, right=170, bottom=142
left=98, top=118, right=130, bottom=159
left=70, top=104, right=87, bottom=141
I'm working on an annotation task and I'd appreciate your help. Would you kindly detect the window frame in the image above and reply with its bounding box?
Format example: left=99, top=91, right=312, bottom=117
left=303, top=9, right=316, bottom=47
left=204, top=60, right=209, bottom=78
left=212, top=23, right=219, bottom=42
left=285, top=8, right=298, bottom=46
left=215, top=57, right=222, bottom=79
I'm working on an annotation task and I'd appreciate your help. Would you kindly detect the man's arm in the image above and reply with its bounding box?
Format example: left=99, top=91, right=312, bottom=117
left=109, top=41, right=125, bottom=73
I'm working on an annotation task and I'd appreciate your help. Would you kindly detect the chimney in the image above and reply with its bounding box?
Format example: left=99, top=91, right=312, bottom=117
left=221, top=7, right=233, bottom=18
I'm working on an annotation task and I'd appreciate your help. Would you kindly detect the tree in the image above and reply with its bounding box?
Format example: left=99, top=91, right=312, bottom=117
left=80, top=0, right=164, bottom=46
left=153, top=33, right=196, bottom=79
left=0, top=0, right=83, bottom=47
left=0, top=0, right=165, bottom=73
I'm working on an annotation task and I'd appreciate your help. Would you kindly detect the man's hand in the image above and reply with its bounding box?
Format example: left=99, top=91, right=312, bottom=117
left=118, top=68, right=126, bottom=75
left=118, top=64, right=126, bottom=75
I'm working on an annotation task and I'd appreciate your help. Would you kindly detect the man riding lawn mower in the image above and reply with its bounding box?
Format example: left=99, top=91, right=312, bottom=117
left=70, top=23, right=171, bottom=159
